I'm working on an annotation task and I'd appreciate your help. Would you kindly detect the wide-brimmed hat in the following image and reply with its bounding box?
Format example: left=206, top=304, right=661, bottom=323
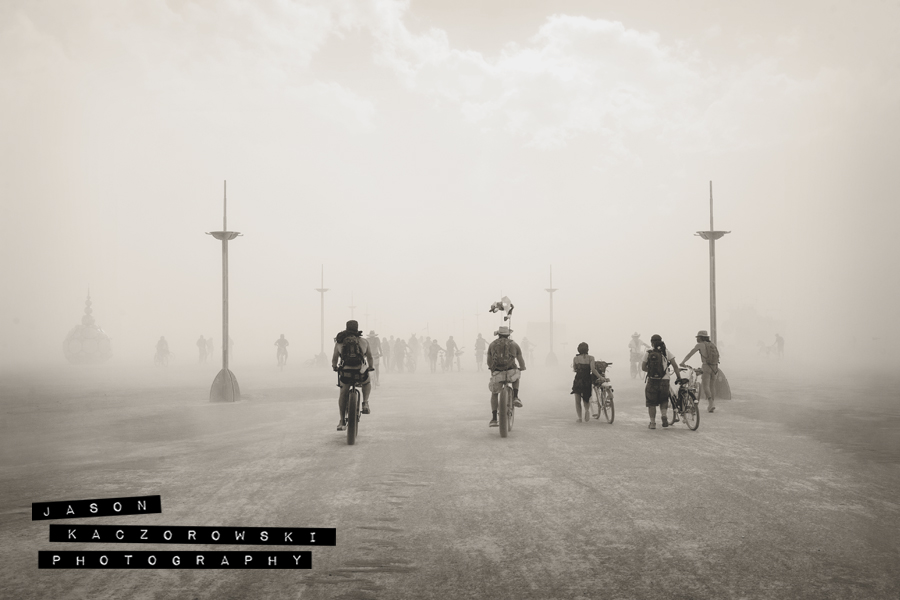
left=696, top=330, right=709, bottom=338
left=632, top=332, right=640, bottom=337
left=368, top=330, right=378, bottom=336
left=495, top=326, right=513, bottom=336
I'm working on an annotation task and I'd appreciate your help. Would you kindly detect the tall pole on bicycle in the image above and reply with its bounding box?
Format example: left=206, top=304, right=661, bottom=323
left=206, top=180, right=242, bottom=402
left=695, top=181, right=730, bottom=345
left=545, top=265, right=558, bottom=367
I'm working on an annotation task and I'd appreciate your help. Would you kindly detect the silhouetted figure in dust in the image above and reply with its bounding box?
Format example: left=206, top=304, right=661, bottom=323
left=275, top=334, right=289, bottom=368
left=197, top=335, right=207, bottom=364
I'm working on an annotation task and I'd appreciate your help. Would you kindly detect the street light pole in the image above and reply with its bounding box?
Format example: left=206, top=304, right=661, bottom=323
left=545, top=265, right=558, bottom=367
left=695, top=181, right=730, bottom=345
left=315, top=266, right=329, bottom=363
left=207, top=181, right=242, bottom=402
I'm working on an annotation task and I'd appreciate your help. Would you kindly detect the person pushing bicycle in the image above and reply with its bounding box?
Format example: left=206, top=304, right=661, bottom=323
left=642, top=334, right=683, bottom=429
left=332, top=320, right=375, bottom=431
left=487, top=326, right=526, bottom=427
left=680, top=329, right=720, bottom=413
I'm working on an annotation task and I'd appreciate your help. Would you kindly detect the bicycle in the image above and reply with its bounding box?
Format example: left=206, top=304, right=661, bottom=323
left=629, top=351, right=641, bottom=379
left=669, top=366, right=701, bottom=431
left=154, top=351, right=170, bottom=367
left=590, top=361, right=614, bottom=424
left=276, top=349, right=287, bottom=370
left=492, top=367, right=524, bottom=438
left=336, top=368, right=373, bottom=445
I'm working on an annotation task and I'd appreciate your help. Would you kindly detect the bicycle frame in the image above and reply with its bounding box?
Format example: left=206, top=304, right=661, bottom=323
left=337, top=371, right=363, bottom=445
left=497, top=379, right=515, bottom=438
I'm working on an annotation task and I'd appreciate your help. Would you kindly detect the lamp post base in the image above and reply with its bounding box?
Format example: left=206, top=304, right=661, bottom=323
left=545, top=351, right=558, bottom=367
left=209, top=368, right=241, bottom=402
left=714, top=369, right=732, bottom=400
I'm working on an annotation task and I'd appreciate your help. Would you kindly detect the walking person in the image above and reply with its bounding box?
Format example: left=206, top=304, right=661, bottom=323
left=642, top=334, right=683, bottom=430
left=474, top=333, right=487, bottom=372
left=366, top=330, right=382, bottom=387
left=571, top=342, right=604, bottom=423
left=383, top=336, right=393, bottom=372
left=681, top=330, right=720, bottom=413
left=197, top=335, right=207, bottom=364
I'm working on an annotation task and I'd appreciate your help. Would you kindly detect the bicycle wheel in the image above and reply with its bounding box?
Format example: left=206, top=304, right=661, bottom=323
left=680, top=389, right=699, bottom=431
left=498, top=387, right=510, bottom=438
left=508, top=398, right=515, bottom=432
left=346, top=389, right=359, bottom=445
left=602, top=388, right=615, bottom=424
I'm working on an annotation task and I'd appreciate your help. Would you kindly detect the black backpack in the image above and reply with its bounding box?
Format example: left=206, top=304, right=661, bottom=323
left=340, top=334, right=363, bottom=368
left=644, top=348, right=668, bottom=378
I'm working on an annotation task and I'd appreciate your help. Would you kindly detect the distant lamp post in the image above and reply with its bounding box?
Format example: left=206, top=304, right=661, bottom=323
left=206, top=181, right=242, bottom=402
left=315, top=266, right=329, bottom=367
left=545, top=266, right=558, bottom=367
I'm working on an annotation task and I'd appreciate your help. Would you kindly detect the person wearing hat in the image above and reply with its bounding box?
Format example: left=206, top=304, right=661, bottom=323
left=628, top=333, right=649, bottom=379
left=332, top=320, right=375, bottom=430
left=681, top=330, right=720, bottom=413
left=366, top=330, right=382, bottom=387
left=486, top=326, right=526, bottom=427
left=641, top=334, right=683, bottom=429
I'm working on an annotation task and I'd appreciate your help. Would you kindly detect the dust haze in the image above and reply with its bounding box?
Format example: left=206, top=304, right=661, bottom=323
left=2, top=2, right=898, bottom=368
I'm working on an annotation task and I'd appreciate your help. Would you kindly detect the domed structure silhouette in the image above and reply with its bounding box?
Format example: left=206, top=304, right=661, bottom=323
left=63, top=293, right=112, bottom=364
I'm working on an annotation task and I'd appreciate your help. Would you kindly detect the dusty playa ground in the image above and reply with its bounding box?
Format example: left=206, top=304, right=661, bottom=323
left=1, top=361, right=898, bottom=599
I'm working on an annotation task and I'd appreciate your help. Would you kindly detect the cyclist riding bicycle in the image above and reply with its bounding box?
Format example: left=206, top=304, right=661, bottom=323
left=487, top=326, right=526, bottom=427
left=331, top=320, right=374, bottom=431
left=155, top=336, right=170, bottom=363
left=445, top=336, right=458, bottom=370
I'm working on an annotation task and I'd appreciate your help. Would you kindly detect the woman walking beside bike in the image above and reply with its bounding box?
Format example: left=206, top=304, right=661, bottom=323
left=571, top=342, right=604, bottom=423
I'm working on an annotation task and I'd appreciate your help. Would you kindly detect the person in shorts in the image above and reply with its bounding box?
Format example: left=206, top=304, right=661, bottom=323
left=486, top=326, right=526, bottom=426
left=642, top=334, right=683, bottom=430
left=332, top=320, right=374, bottom=431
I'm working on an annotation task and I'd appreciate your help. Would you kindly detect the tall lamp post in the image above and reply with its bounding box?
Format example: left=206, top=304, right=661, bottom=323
left=207, top=181, right=241, bottom=402
left=695, top=181, right=732, bottom=399
left=695, top=181, right=730, bottom=345
left=545, top=266, right=558, bottom=367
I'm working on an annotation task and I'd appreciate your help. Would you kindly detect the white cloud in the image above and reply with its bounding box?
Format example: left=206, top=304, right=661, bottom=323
left=363, top=6, right=863, bottom=159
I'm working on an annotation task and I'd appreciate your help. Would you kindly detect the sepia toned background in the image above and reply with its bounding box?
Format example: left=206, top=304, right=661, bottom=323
left=1, top=0, right=898, bottom=365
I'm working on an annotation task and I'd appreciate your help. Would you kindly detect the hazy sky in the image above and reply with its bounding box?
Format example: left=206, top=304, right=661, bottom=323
left=1, top=0, right=898, bottom=365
